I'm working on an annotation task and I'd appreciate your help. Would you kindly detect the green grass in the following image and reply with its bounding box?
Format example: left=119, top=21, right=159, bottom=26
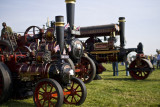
left=1, top=63, right=160, bottom=107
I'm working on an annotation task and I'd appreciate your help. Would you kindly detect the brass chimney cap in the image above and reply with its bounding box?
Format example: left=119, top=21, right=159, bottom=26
left=65, top=0, right=76, bottom=3
left=119, top=17, right=126, bottom=22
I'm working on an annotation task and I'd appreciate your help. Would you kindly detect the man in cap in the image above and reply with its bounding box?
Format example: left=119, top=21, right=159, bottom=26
left=1, top=22, right=13, bottom=40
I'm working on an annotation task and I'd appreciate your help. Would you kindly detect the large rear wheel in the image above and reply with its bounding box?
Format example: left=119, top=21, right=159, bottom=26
left=75, top=56, right=96, bottom=83
left=0, top=62, right=12, bottom=104
left=33, top=78, right=64, bottom=107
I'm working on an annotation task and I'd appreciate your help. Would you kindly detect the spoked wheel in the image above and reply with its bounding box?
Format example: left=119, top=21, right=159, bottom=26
left=0, top=62, right=12, bottom=104
left=24, top=26, right=41, bottom=43
left=129, top=59, right=153, bottom=80
left=63, top=77, right=87, bottom=105
left=75, top=56, right=96, bottom=83
left=24, top=26, right=41, bottom=37
left=33, top=78, right=63, bottom=107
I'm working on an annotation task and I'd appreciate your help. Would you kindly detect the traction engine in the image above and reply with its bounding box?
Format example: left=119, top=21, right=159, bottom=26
left=75, top=17, right=153, bottom=80
left=0, top=16, right=87, bottom=107
left=21, top=0, right=96, bottom=84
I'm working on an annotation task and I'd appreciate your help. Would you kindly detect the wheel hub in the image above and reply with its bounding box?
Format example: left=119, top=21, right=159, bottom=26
left=43, top=92, right=51, bottom=100
left=71, top=89, right=76, bottom=95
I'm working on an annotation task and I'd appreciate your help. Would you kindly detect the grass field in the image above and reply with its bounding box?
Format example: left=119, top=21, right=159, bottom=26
left=1, top=63, right=160, bottom=107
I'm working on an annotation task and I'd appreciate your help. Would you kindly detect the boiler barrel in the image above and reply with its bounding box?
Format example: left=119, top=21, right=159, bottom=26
left=18, top=64, right=51, bottom=79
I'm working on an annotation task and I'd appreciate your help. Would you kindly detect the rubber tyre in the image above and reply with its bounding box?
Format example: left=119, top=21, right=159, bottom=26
left=0, top=40, right=13, bottom=53
left=0, top=62, right=12, bottom=104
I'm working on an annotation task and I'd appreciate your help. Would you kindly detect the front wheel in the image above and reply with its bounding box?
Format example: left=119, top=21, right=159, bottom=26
left=33, top=78, right=64, bottom=107
left=63, top=77, right=87, bottom=105
left=129, top=59, right=153, bottom=80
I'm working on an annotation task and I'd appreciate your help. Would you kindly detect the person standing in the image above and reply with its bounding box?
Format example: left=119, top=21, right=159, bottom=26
left=125, top=59, right=129, bottom=76
left=150, top=55, right=154, bottom=65
left=157, top=53, right=160, bottom=69
left=1, top=22, right=13, bottom=40
left=112, top=62, right=119, bottom=76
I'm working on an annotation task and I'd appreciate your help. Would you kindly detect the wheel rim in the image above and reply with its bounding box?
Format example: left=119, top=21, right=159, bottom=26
left=129, top=59, right=151, bottom=80
left=64, top=78, right=83, bottom=104
left=75, top=57, right=93, bottom=82
left=34, top=81, right=59, bottom=107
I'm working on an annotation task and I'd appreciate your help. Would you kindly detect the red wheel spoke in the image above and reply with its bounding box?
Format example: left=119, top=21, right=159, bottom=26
left=45, top=84, right=47, bottom=92
left=42, top=100, right=46, bottom=107
left=75, top=85, right=80, bottom=90
left=39, top=98, right=44, bottom=102
left=71, top=82, right=75, bottom=89
left=38, top=93, right=43, bottom=96
left=65, top=87, right=70, bottom=91
left=76, top=93, right=81, bottom=98
left=41, top=85, right=46, bottom=92
left=73, top=96, right=78, bottom=103
left=51, top=95, right=58, bottom=100
left=50, top=86, right=53, bottom=93
left=65, top=95, right=70, bottom=99
left=49, top=100, right=55, bottom=107
left=48, top=100, right=50, bottom=107
left=38, top=91, right=43, bottom=95
left=76, top=90, right=82, bottom=93
left=71, top=96, right=74, bottom=102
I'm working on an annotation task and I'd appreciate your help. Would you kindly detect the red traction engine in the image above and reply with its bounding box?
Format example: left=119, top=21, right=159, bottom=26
left=20, top=0, right=96, bottom=84
left=75, top=17, right=153, bottom=80
left=0, top=16, right=87, bottom=107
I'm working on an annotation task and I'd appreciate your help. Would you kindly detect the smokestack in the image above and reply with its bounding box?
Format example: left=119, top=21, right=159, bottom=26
left=55, top=16, right=65, bottom=54
left=65, top=0, right=76, bottom=36
left=119, top=17, right=126, bottom=48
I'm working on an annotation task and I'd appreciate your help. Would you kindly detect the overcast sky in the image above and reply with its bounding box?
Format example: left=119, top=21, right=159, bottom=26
left=0, top=0, right=160, bottom=55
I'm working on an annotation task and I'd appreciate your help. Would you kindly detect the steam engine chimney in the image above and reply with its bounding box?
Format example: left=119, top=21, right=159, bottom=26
left=119, top=17, right=126, bottom=48
left=55, top=16, right=65, bottom=54
left=65, top=0, right=76, bottom=37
